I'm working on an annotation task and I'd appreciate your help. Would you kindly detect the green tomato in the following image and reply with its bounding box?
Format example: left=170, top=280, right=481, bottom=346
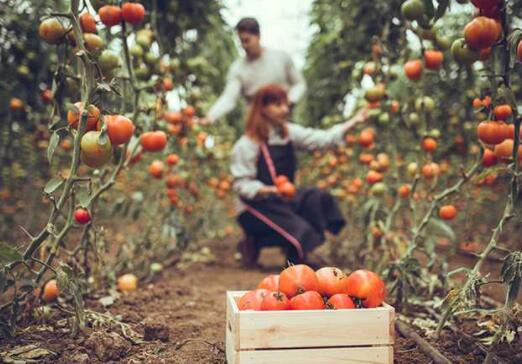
left=408, top=112, right=421, bottom=126
left=80, top=131, right=112, bottom=168
left=428, top=129, right=441, bottom=138
left=451, top=38, right=480, bottom=65
left=378, top=113, right=390, bottom=126
left=401, top=0, right=425, bottom=22
left=98, top=50, right=120, bottom=73
left=130, top=44, right=144, bottom=58
left=435, top=35, right=452, bottom=51
left=415, top=97, right=435, bottom=113
left=370, top=182, right=388, bottom=196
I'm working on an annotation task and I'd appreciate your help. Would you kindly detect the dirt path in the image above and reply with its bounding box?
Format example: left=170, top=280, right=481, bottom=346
left=2, top=238, right=519, bottom=363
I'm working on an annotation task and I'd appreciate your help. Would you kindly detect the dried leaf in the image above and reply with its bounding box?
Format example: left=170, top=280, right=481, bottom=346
left=99, top=295, right=115, bottom=307
left=57, top=264, right=85, bottom=332
left=1, top=344, right=56, bottom=362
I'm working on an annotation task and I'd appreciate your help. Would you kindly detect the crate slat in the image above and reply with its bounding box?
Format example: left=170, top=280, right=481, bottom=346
left=230, top=346, right=393, bottom=364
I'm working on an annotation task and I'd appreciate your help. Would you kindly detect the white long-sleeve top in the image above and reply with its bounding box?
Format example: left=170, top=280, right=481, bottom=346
left=207, top=48, right=306, bottom=122
left=230, top=121, right=351, bottom=214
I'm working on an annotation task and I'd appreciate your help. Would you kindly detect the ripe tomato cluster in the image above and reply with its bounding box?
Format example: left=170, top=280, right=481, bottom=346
left=475, top=99, right=522, bottom=164
left=66, top=101, right=137, bottom=168
left=99, top=3, right=146, bottom=27
left=238, top=264, right=386, bottom=311
left=275, top=175, right=297, bottom=198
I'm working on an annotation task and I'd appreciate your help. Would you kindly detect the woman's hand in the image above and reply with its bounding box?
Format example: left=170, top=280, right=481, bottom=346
left=257, top=185, right=280, bottom=197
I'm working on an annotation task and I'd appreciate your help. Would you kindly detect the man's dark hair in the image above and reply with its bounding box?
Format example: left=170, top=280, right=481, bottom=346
left=235, top=18, right=260, bottom=35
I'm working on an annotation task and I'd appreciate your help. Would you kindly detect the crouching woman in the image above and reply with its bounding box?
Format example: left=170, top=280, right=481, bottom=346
left=231, top=84, right=367, bottom=267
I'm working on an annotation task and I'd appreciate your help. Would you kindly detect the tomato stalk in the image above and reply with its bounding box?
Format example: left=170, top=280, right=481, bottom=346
left=405, top=160, right=481, bottom=258
left=436, top=1, right=521, bottom=340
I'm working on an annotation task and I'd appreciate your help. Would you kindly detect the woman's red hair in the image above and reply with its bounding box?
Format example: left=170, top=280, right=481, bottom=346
left=245, top=84, right=288, bottom=143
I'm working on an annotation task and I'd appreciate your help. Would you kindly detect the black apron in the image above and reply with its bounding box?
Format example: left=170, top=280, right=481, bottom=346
left=237, top=141, right=346, bottom=260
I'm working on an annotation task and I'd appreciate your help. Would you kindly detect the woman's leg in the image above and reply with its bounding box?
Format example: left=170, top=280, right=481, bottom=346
left=293, top=188, right=346, bottom=236
left=237, top=212, right=266, bottom=266
left=241, top=197, right=324, bottom=260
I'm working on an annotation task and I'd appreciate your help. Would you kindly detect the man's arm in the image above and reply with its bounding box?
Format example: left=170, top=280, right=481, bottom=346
left=285, top=53, right=306, bottom=106
left=206, top=64, right=242, bottom=123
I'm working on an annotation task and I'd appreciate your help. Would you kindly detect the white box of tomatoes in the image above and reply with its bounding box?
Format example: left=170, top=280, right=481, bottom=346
left=225, top=268, right=395, bottom=364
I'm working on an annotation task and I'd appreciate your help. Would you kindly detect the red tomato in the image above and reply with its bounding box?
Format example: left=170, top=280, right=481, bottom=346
left=140, top=131, right=167, bottom=152
left=166, top=153, right=180, bottom=166
left=148, top=160, right=164, bottom=179
left=326, top=294, right=355, bottom=309
left=439, top=205, right=457, bottom=220
left=482, top=149, right=498, bottom=167
left=290, top=291, right=325, bottom=310
left=493, top=104, right=512, bottom=121
left=345, top=270, right=386, bottom=308
left=315, top=267, right=348, bottom=297
left=98, top=5, right=122, bottom=27
left=74, top=208, right=91, bottom=224
left=121, top=3, right=145, bottom=24
left=257, top=274, right=279, bottom=291
left=260, top=291, right=291, bottom=311
left=278, top=181, right=296, bottom=198
left=106, top=115, right=135, bottom=146
left=80, top=12, right=97, bottom=33
left=238, top=289, right=270, bottom=311
left=279, top=264, right=319, bottom=298
left=477, top=121, right=510, bottom=145
left=275, top=175, right=289, bottom=187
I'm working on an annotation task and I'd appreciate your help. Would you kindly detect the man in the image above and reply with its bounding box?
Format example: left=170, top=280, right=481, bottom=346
left=201, top=17, right=306, bottom=124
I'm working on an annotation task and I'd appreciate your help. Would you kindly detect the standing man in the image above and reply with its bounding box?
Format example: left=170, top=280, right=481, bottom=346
left=201, top=17, right=306, bottom=124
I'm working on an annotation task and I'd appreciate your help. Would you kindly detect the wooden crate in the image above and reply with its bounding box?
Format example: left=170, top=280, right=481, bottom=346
left=226, top=291, right=394, bottom=364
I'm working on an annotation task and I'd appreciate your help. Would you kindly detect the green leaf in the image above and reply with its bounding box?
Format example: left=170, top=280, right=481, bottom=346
left=98, top=129, right=108, bottom=146
left=0, top=269, right=6, bottom=293
left=112, top=197, right=126, bottom=215
left=426, top=218, right=456, bottom=242
left=500, top=251, right=522, bottom=306
left=77, top=189, right=90, bottom=208
left=47, top=132, right=60, bottom=164
left=44, top=177, right=64, bottom=195
left=507, top=276, right=520, bottom=307
left=421, top=0, right=435, bottom=20
left=0, top=242, right=22, bottom=268
left=131, top=207, right=141, bottom=221
left=507, top=30, right=522, bottom=64
left=433, top=0, right=449, bottom=21
left=96, top=82, right=112, bottom=92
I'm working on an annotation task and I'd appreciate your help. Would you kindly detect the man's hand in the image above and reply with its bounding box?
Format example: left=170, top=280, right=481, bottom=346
left=351, top=107, right=369, bottom=124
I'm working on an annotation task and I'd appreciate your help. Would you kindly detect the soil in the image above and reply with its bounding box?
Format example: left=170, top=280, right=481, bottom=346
left=1, top=238, right=520, bottom=364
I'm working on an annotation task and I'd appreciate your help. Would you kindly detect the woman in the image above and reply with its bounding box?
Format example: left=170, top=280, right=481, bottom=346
left=231, top=84, right=367, bottom=267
